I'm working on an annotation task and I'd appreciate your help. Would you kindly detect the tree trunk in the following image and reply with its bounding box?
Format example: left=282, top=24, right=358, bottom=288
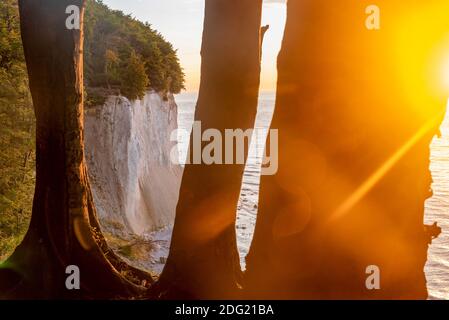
left=153, top=0, right=263, bottom=299
left=0, top=0, right=151, bottom=299
left=246, top=1, right=448, bottom=299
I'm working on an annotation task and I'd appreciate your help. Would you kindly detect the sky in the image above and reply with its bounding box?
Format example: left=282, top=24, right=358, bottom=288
left=101, top=0, right=287, bottom=92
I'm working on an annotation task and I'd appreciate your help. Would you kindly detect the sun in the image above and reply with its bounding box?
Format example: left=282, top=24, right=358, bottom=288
left=441, top=56, right=449, bottom=93
left=428, top=41, right=449, bottom=100
left=390, top=2, right=449, bottom=109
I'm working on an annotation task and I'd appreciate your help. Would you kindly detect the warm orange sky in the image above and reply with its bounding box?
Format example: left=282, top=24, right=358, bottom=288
left=102, top=0, right=287, bottom=92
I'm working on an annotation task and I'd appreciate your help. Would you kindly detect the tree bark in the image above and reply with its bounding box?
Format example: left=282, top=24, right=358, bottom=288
left=246, top=0, right=448, bottom=299
left=153, top=0, right=263, bottom=299
left=0, top=0, right=151, bottom=299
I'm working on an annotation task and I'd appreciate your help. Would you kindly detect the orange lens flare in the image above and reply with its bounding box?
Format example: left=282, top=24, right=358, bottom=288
left=330, top=104, right=448, bottom=222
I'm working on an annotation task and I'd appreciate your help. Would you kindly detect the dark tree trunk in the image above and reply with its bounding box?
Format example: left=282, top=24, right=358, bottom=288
left=0, top=0, right=151, bottom=299
left=154, top=0, right=263, bottom=299
left=246, top=1, right=448, bottom=299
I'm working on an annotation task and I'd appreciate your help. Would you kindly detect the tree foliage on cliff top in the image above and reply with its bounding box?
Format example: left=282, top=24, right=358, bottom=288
left=84, top=0, right=185, bottom=101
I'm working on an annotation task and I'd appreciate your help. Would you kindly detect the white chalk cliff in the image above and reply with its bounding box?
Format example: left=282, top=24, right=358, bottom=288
left=84, top=91, right=182, bottom=235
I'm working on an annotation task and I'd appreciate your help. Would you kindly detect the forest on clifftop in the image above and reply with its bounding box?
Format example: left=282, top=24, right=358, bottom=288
left=84, top=0, right=185, bottom=102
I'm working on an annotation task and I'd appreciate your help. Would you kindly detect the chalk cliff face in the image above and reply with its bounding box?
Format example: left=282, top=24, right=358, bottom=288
left=84, top=91, right=182, bottom=235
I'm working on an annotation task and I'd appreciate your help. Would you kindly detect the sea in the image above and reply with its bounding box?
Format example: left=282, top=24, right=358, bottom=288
left=170, top=91, right=449, bottom=300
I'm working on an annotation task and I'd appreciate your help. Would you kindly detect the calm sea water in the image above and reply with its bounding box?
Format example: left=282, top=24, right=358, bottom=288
left=174, top=92, right=449, bottom=300
left=425, top=105, right=449, bottom=300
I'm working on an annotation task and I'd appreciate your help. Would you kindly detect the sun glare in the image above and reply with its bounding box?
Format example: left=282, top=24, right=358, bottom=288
left=389, top=3, right=449, bottom=121
left=442, top=57, right=449, bottom=92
